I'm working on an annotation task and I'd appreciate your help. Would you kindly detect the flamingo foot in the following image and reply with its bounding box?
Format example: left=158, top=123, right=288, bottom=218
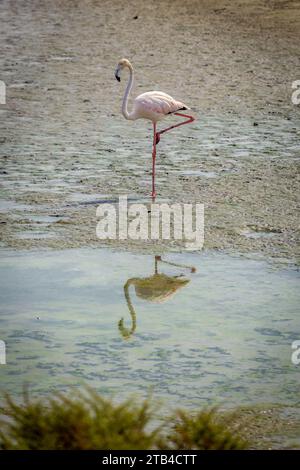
left=155, top=133, right=160, bottom=145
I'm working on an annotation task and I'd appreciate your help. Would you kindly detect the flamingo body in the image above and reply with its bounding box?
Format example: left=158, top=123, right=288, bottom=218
left=132, top=91, right=189, bottom=122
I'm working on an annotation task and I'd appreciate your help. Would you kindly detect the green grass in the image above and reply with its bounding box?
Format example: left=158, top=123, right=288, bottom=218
left=166, top=408, right=245, bottom=450
left=0, top=389, right=246, bottom=450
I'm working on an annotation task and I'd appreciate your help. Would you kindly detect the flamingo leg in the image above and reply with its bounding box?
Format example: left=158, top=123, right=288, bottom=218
left=152, top=122, right=157, bottom=199
left=151, top=113, right=194, bottom=198
left=155, top=112, right=195, bottom=144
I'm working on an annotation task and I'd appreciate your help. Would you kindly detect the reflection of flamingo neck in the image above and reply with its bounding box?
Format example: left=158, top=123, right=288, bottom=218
left=119, top=279, right=137, bottom=339
left=119, top=257, right=196, bottom=339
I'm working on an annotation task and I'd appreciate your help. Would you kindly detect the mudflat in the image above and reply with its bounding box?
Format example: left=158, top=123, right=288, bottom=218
left=0, top=0, right=299, bottom=261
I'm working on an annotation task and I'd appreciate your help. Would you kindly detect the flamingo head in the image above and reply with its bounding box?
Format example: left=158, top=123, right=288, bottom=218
left=115, top=58, right=131, bottom=82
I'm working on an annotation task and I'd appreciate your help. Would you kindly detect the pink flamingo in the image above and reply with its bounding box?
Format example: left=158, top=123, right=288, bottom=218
left=114, top=59, right=195, bottom=198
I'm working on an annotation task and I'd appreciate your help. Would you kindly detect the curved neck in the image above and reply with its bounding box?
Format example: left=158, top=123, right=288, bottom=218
left=119, top=279, right=137, bottom=339
left=122, top=64, right=135, bottom=120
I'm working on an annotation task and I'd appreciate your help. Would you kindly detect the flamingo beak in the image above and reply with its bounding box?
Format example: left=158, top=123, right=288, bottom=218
left=115, top=67, right=121, bottom=82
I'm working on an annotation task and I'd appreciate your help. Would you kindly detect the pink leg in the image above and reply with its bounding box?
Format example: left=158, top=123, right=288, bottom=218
left=151, top=113, right=195, bottom=198
left=156, top=112, right=195, bottom=144
left=152, top=122, right=157, bottom=199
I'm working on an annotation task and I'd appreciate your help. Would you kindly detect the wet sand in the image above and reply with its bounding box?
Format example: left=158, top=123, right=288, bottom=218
left=0, top=0, right=300, bottom=260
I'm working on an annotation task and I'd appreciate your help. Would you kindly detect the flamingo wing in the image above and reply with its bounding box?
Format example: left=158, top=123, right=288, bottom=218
left=134, top=91, right=189, bottom=118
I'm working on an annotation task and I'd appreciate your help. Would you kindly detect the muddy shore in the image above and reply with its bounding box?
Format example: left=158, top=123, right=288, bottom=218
left=0, top=0, right=299, bottom=261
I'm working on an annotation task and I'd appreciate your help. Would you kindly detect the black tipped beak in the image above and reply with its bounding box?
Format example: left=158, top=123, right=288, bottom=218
left=115, top=73, right=120, bottom=82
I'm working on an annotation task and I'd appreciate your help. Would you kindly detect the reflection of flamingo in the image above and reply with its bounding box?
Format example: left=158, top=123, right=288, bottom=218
left=114, top=59, right=195, bottom=198
left=119, top=256, right=196, bottom=339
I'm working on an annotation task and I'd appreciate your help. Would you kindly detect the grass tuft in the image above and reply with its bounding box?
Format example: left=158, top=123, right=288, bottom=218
left=166, top=408, right=246, bottom=450
left=0, top=390, right=246, bottom=450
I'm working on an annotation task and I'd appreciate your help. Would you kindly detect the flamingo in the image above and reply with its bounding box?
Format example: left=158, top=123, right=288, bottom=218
left=114, top=58, right=195, bottom=198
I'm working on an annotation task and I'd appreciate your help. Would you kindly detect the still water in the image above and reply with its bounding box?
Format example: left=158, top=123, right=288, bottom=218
left=0, top=248, right=299, bottom=410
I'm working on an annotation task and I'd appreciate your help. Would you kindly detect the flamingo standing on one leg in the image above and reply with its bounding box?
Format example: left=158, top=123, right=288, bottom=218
left=114, top=58, right=195, bottom=198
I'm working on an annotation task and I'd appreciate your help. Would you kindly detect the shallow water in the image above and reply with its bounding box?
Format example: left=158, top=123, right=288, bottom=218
left=0, top=248, right=299, bottom=410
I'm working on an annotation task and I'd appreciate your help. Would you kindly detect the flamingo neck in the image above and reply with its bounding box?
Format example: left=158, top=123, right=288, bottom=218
left=122, top=64, right=135, bottom=120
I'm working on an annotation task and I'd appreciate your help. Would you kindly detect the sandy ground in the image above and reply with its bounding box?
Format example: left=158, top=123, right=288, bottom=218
left=0, top=0, right=300, bottom=261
